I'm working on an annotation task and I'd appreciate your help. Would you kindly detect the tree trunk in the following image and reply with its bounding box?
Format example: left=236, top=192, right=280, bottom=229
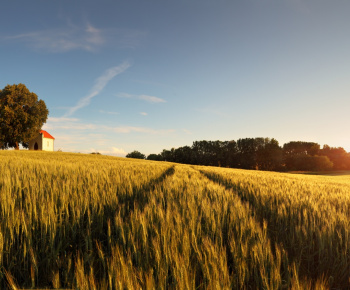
left=15, top=142, right=19, bottom=150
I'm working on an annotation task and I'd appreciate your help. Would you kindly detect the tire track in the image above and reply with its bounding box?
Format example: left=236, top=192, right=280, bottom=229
left=199, top=168, right=348, bottom=289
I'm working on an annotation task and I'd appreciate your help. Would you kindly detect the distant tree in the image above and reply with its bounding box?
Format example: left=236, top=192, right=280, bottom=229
left=126, top=150, right=146, bottom=159
left=0, top=84, right=49, bottom=150
left=161, top=148, right=175, bottom=162
left=226, top=140, right=239, bottom=168
left=191, top=141, right=209, bottom=165
left=290, top=155, right=333, bottom=171
left=210, top=140, right=228, bottom=167
left=191, top=140, right=227, bottom=166
left=312, top=155, right=333, bottom=171
left=283, top=141, right=320, bottom=157
left=256, top=138, right=283, bottom=171
left=320, top=145, right=350, bottom=170
left=174, top=146, right=194, bottom=164
left=151, top=138, right=348, bottom=172
left=147, top=153, right=164, bottom=161
left=283, top=141, right=321, bottom=170
left=236, top=138, right=257, bottom=169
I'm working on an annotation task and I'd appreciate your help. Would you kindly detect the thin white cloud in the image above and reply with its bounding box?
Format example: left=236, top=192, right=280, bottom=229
left=109, top=126, right=174, bottom=134
left=64, top=61, right=130, bottom=117
left=43, top=118, right=175, bottom=156
left=118, top=92, right=133, bottom=98
left=6, top=23, right=104, bottom=53
left=3, top=21, right=147, bottom=53
left=111, top=147, right=127, bottom=156
left=49, top=123, right=98, bottom=130
left=139, top=95, right=166, bottom=103
left=140, top=112, right=148, bottom=116
left=99, top=110, right=119, bottom=115
left=42, top=123, right=52, bottom=131
left=196, top=107, right=229, bottom=118
left=44, top=117, right=174, bottom=135
left=48, top=117, right=79, bottom=122
left=118, top=93, right=166, bottom=103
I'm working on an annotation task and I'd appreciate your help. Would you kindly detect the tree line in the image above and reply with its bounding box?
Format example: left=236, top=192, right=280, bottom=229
left=127, top=138, right=350, bottom=172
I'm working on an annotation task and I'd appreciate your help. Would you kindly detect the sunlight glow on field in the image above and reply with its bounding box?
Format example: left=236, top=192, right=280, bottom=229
left=0, top=151, right=349, bottom=289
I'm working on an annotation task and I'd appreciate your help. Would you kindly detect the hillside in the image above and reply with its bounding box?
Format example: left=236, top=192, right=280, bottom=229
left=0, top=151, right=349, bottom=289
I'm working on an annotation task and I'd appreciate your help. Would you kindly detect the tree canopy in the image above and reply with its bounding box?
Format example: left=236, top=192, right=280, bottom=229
left=126, top=150, right=146, bottom=159
left=0, top=84, right=49, bottom=150
left=147, top=138, right=350, bottom=172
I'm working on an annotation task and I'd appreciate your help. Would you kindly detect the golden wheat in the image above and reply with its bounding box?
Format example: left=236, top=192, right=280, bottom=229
left=0, top=151, right=349, bottom=289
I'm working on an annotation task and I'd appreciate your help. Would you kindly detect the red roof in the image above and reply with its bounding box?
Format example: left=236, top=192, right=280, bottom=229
left=40, top=130, right=55, bottom=139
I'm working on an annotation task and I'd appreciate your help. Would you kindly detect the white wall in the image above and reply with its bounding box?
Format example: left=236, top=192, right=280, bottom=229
left=28, top=134, right=54, bottom=151
left=42, top=137, right=54, bottom=151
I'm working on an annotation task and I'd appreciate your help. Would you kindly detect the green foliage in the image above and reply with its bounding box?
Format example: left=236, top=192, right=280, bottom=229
left=126, top=150, right=146, bottom=159
left=146, top=153, right=163, bottom=161
left=286, top=155, right=333, bottom=171
left=256, top=138, right=283, bottom=171
left=320, top=145, right=350, bottom=170
left=161, top=148, right=175, bottom=162
left=0, top=84, right=49, bottom=149
left=157, top=138, right=350, bottom=172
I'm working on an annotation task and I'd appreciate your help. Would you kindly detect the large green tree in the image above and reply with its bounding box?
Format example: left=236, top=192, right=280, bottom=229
left=0, top=84, right=49, bottom=150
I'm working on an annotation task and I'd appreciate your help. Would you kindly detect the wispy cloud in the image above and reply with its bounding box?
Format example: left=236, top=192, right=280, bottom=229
left=111, top=147, right=127, bottom=156
left=43, top=117, right=174, bottom=155
left=118, top=93, right=133, bottom=98
left=43, top=122, right=97, bottom=131
left=99, top=110, right=119, bottom=115
left=3, top=22, right=147, bottom=53
left=109, top=126, right=173, bottom=134
left=44, top=117, right=174, bottom=135
left=6, top=23, right=104, bottom=53
left=196, top=107, right=229, bottom=118
left=64, top=61, right=131, bottom=117
left=48, top=117, right=79, bottom=122
left=140, top=112, right=148, bottom=116
left=139, top=95, right=166, bottom=103
left=118, top=93, right=166, bottom=103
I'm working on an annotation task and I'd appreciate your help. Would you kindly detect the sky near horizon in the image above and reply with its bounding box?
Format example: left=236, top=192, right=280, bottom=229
left=1, top=0, right=350, bottom=155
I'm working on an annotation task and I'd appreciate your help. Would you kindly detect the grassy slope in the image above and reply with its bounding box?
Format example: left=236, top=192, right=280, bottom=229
left=0, top=151, right=349, bottom=289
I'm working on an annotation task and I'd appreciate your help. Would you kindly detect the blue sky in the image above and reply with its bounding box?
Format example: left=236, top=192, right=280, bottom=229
left=1, top=0, right=350, bottom=155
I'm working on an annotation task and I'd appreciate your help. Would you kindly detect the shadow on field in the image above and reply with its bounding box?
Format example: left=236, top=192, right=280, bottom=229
left=111, top=165, right=175, bottom=217
left=1, top=166, right=176, bottom=289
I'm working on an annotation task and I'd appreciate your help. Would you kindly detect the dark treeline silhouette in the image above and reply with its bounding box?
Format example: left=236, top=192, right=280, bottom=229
left=146, top=138, right=350, bottom=172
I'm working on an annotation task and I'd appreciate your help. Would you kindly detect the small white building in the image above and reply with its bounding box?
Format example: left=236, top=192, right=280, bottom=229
left=28, top=130, right=55, bottom=151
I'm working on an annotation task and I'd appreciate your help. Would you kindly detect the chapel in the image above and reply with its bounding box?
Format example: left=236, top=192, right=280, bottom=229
left=28, top=130, right=55, bottom=151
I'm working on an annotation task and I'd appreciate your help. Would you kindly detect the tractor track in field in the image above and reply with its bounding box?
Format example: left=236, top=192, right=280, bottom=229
left=108, top=165, right=176, bottom=218
left=198, top=168, right=350, bottom=289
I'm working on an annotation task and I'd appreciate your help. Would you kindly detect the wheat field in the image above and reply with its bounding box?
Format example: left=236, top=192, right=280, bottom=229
left=0, top=151, right=349, bottom=289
